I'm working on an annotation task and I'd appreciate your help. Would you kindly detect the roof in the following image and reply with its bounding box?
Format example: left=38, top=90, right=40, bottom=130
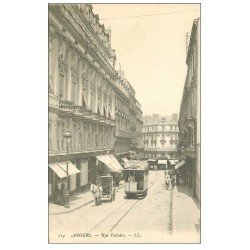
left=124, top=160, right=149, bottom=170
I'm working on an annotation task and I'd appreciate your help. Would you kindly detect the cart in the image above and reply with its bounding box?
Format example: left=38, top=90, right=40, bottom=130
left=99, top=176, right=116, bottom=202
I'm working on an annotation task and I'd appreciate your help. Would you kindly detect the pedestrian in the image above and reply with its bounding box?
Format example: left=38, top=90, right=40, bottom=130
left=170, top=176, right=175, bottom=189
left=90, top=182, right=101, bottom=206
left=59, top=183, right=66, bottom=205
left=53, top=184, right=60, bottom=204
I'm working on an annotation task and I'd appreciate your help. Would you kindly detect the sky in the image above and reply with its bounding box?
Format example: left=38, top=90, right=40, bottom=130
left=93, top=4, right=200, bottom=117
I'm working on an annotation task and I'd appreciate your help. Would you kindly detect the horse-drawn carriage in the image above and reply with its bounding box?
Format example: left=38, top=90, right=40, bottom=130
left=90, top=176, right=116, bottom=206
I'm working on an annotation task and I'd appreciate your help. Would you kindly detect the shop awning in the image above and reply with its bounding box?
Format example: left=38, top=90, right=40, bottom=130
left=121, top=157, right=129, bottom=162
left=108, top=154, right=123, bottom=171
left=169, top=160, right=176, bottom=165
left=49, top=161, right=81, bottom=179
left=96, top=155, right=116, bottom=172
left=148, top=159, right=156, bottom=162
left=158, top=160, right=168, bottom=165
left=175, top=160, right=185, bottom=169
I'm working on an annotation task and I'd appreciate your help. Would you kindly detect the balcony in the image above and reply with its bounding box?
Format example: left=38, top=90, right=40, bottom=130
left=73, top=105, right=92, bottom=120
left=160, top=139, right=166, bottom=143
left=144, top=139, right=149, bottom=143
left=59, top=100, right=73, bottom=112
left=91, top=113, right=100, bottom=123
left=99, top=115, right=106, bottom=124
left=82, top=109, right=92, bottom=119
left=110, top=119, right=116, bottom=126
left=73, top=105, right=84, bottom=115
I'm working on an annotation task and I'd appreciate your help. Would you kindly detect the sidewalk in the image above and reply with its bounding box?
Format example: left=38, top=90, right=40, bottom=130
left=172, top=184, right=200, bottom=242
left=49, top=181, right=124, bottom=215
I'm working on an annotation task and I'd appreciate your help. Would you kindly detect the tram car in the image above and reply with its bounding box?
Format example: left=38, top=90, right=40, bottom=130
left=123, top=160, right=149, bottom=199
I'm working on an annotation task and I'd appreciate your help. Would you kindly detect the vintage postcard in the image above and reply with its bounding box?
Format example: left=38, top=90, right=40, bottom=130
left=48, top=3, right=200, bottom=243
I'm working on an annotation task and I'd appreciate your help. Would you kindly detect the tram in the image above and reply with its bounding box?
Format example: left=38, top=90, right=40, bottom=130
left=123, top=160, right=149, bottom=199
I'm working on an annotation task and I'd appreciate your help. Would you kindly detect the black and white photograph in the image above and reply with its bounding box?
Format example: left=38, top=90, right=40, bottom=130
left=48, top=2, right=200, bottom=243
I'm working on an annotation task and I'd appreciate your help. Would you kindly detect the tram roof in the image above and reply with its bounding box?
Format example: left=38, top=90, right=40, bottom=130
left=123, top=160, right=149, bottom=171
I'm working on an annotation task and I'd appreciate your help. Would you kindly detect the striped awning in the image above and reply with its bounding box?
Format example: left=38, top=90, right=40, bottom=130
left=108, top=154, right=123, bottom=171
left=121, top=157, right=129, bottom=162
left=49, top=161, right=81, bottom=179
left=96, top=155, right=116, bottom=172
left=175, top=160, right=185, bottom=169
left=96, top=154, right=123, bottom=172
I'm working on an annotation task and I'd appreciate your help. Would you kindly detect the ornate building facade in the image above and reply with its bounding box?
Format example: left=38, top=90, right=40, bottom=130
left=48, top=4, right=143, bottom=201
left=143, top=115, right=179, bottom=160
left=178, top=18, right=200, bottom=201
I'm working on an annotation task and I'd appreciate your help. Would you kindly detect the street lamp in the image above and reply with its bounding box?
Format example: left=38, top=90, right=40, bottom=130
left=63, top=129, right=72, bottom=208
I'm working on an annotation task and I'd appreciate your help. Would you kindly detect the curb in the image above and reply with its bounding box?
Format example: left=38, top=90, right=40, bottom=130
left=49, top=184, right=124, bottom=215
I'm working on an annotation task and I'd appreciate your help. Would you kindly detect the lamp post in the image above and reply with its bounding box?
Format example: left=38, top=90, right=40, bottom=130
left=63, top=129, right=72, bottom=208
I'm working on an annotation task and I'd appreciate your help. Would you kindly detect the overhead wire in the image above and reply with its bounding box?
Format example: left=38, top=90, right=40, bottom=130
left=99, top=9, right=200, bottom=21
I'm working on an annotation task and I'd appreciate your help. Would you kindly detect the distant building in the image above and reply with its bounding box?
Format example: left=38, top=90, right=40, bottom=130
left=172, top=113, right=178, bottom=123
left=178, top=18, right=200, bottom=201
left=143, top=115, right=179, bottom=160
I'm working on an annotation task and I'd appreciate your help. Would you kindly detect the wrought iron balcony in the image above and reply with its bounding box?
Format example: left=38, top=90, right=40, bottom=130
left=59, top=100, right=73, bottom=112
left=110, top=119, right=116, bottom=126
left=73, top=105, right=84, bottom=115
left=91, top=113, right=100, bottom=122
left=82, top=109, right=92, bottom=119
left=99, top=115, right=106, bottom=124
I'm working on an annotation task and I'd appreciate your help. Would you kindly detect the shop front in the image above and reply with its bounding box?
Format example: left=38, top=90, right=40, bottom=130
left=48, top=161, right=81, bottom=202
left=96, top=154, right=123, bottom=186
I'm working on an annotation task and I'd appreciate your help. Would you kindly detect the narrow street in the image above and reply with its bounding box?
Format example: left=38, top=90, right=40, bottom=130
left=49, top=171, right=200, bottom=243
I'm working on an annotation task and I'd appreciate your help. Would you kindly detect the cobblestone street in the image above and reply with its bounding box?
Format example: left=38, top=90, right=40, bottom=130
left=49, top=171, right=200, bottom=243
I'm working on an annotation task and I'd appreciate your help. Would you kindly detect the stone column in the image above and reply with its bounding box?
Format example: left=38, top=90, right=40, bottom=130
left=94, top=72, right=98, bottom=113
left=87, top=64, right=92, bottom=110
left=78, top=60, right=83, bottom=106
left=53, top=37, right=60, bottom=97
left=67, top=49, right=72, bottom=102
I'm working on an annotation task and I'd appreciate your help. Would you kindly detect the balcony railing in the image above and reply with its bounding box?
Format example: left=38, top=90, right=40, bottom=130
left=91, top=113, right=100, bottom=122
left=110, top=119, right=116, bottom=126
left=59, top=100, right=73, bottom=112
left=99, top=115, right=106, bottom=124
left=73, top=105, right=84, bottom=115
left=82, top=109, right=92, bottom=119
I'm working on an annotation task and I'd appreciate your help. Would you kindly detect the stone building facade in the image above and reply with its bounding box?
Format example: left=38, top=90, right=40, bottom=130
left=178, top=18, right=200, bottom=201
left=48, top=4, right=143, bottom=201
left=143, top=115, right=179, bottom=160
